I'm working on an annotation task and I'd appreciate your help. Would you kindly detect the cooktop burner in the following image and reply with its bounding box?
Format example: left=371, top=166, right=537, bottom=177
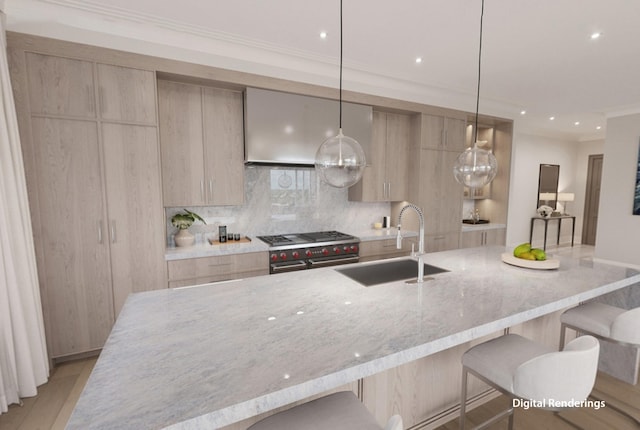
left=298, top=231, right=355, bottom=242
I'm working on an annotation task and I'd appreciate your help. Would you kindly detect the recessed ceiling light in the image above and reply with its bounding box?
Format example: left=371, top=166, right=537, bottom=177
left=596, top=126, right=602, bottom=130
left=574, top=121, right=581, bottom=126
left=549, top=116, right=555, bottom=121
left=320, top=31, right=328, bottom=39
left=590, top=32, right=602, bottom=40
left=520, top=110, right=526, bottom=115
left=415, top=57, right=423, bottom=64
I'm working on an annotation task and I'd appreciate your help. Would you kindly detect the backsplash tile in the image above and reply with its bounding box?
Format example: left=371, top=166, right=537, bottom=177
left=166, top=166, right=389, bottom=245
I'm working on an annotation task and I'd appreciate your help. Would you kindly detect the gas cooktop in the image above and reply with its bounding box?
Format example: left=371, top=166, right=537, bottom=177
left=257, top=231, right=356, bottom=247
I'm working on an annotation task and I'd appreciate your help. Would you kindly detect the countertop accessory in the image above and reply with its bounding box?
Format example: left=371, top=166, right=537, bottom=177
left=171, top=209, right=206, bottom=247
left=218, top=225, right=227, bottom=243
left=314, top=0, right=366, bottom=188
left=453, top=0, right=497, bottom=189
left=500, top=252, right=559, bottom=270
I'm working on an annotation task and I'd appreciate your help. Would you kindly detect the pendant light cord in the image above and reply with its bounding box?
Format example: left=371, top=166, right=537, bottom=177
left=474, top=0, right=484, bottom=146
left=339, top=0, right=343, bottom=130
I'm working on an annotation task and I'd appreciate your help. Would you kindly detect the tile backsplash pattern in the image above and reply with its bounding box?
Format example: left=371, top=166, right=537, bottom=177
left=166, top=166, right=390, bottom=246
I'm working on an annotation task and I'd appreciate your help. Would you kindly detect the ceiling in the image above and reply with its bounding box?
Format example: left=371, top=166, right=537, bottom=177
left=7, top=0, right=640, bottom=141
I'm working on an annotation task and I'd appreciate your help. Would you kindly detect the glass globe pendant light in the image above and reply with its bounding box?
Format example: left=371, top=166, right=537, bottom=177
left=453, top=0, right=497, bottom=188
left=315, top=0, right=366, bottom=188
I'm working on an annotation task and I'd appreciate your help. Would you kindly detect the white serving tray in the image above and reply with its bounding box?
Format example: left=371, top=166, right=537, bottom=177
left=501, top=252, right=560, bottom=270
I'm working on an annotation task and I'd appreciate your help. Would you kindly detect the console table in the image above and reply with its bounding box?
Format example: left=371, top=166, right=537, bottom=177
left=529, top=215, right=576, bottom=250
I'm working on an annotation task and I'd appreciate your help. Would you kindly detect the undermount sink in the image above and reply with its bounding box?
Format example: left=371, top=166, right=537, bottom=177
left=336, top=258, right=448, bottom=287
left=462, top=219, right=490, bottom=224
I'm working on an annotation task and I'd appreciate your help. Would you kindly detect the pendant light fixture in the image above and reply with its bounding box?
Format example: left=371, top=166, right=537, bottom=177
left=315, top=0, right=366, bottom=188
left=453, top=0, right=498, bottom=189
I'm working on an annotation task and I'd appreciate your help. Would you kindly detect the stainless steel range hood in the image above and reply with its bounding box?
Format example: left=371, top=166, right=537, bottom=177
left=244, top=87, right=372, bottom=166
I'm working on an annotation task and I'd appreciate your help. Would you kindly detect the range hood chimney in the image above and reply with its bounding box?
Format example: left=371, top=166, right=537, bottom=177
left=244, top=87, right=372, bottom=166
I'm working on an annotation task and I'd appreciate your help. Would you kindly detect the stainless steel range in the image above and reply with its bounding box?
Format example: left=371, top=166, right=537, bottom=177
left=257, top=231, right=360, bottom=274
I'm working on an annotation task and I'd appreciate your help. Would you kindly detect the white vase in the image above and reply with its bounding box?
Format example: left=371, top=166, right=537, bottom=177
left=174, top=229, right=195, bottom=247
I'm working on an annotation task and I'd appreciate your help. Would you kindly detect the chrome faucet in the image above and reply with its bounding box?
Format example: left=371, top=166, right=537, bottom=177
left=397, top=203, right=425, bottom=283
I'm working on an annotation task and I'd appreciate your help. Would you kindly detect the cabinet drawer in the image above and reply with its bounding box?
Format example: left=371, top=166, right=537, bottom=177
left=167, top=252, right=268, bottom=282
left=425, top=232, right=460, bottom=253
left=359, top=238, right=413, bottom=262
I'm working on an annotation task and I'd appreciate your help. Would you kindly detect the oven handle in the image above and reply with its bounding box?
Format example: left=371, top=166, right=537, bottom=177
left=271, top=261, right=308, bottom=273
left=308, top=256, right=360, bottom=268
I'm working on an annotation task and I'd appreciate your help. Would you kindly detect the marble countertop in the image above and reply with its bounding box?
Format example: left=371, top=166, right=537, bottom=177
left=164, top=229, right=418, bottom=261
left=68, top=246, right=640, bottom=429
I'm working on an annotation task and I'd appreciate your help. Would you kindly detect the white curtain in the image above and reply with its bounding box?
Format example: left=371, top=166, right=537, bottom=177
left=0, top=9, right=50, bottom=413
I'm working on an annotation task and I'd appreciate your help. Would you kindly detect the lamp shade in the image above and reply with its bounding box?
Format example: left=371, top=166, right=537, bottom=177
left=557, top=192, right=575, bottom=202
left=539, top=192, right=557, bottom=201
left=453, top=146, right=497, bottom=188
left=315, top=129, right=366, bottom=188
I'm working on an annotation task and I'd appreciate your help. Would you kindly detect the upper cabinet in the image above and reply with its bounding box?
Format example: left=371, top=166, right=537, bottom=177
left=96, top=64, right=157, bottom=124
left=349, top=111, right=411, bottom=202
left=421, top=114, right=466, bottom=151
left=26, top=53, right=96, bottom=118
left=158, top=80, right=244, bottom=207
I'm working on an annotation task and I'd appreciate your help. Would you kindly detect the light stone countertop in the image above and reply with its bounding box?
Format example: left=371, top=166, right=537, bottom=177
left=164, top=229, right=418, bottom=261
left=67, top=246, right=640, bottom=430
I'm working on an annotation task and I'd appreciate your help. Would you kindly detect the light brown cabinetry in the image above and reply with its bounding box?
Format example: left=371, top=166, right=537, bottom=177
left=349, top=111, right=411, bottom=202
left=167, top=253, right=268, bottom=288
left=358, top=238, right=413, bottom=262
left=158, top=80, right=244, bottom=207
left=421, top=114, right=466, bottom=151
left=460, top=227, right=506, bottom=248
left=15, top=51, right=166, bottom=359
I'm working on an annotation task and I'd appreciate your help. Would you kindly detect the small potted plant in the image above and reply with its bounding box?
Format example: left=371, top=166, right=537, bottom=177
left=171, top=209, right=206, bottom=247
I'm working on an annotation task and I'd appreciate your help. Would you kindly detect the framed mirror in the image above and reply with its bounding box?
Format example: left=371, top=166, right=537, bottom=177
left=537, top=164, right=559, bottom=209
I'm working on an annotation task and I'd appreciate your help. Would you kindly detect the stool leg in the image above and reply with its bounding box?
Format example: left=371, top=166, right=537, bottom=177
left=460, top=367, right=468, bottom=430
left=559, top=324, right=567, bottom=350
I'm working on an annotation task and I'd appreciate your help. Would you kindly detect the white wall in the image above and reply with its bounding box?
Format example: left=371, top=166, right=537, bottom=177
left=506, top=133, right=582, bottom=248
left=595, top=114, right=640, bottom=267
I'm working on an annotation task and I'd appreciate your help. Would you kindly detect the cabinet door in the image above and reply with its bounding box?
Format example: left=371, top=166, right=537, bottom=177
left=460, top=230, right=484, bottom=248
left=420, top=149, right=464, bottom=234
left=102, top=123, right=167, bottom=315
left=31, top=117, right=114, bottom=357
left=25, top=53, right=95, bottom=118
left=385, top=112, right=410, bottom=201
left=348, top=111, right=386, bottom=201
left=97, top=64, right=157, bottom=124
left=202, top=87, right=245, bottom=205
left=421, top=114, right=466, bottom=152
left=158, top=80, right=205, bottom=206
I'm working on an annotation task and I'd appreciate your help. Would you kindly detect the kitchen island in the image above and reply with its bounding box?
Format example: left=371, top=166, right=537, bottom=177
left=67, top=246, right=640, bottom=429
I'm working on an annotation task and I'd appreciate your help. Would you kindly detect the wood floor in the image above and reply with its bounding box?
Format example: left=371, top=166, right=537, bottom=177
left=1, top=355, right=637, bottom=430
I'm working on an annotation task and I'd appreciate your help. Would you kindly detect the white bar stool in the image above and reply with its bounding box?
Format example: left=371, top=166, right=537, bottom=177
left=459, top=333, right=599, bottom=430
left=560, top=302, right=640, bottom=349
left=247, top=391, right=403, bottom=430
left=560, top=302, right=640, bottom=425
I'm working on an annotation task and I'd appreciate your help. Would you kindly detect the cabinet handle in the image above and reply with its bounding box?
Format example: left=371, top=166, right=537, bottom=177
left=98, top=220, right=103, bottom=244
left=443, top=129, right=448, bottom=147
left=434, top=236, right=445, bottom=240
left=200, top=180, right=205, bottom=202
left=110, top=221, right=117, bottom=243
left=209, top=178, right=213, bottom=202
left=388, top=182, right=391, bottom=199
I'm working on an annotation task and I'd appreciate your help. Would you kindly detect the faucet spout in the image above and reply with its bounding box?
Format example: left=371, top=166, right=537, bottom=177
left=397, top=203, right=426, bottom=283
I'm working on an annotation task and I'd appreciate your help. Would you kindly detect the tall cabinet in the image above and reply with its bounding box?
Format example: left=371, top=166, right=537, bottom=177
left=404, top=113, right=466, bottom=252
left=14, top=52, right=166, bottom=359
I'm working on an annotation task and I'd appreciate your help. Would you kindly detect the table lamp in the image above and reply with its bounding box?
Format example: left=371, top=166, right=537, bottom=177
left=557, top=192, right=575, bottom=215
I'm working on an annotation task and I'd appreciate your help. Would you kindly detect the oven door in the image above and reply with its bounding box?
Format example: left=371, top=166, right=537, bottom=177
left=308, top=256, right=360, bottom=269
left=270, top=260, right=308, bottom=274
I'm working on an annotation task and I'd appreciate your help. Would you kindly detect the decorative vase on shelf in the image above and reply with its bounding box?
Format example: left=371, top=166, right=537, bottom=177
left=174, top=228, right=195, bottom=247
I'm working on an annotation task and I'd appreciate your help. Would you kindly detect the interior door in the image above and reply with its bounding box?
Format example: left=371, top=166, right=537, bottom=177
left=582, top=154, right=603, bottom=245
